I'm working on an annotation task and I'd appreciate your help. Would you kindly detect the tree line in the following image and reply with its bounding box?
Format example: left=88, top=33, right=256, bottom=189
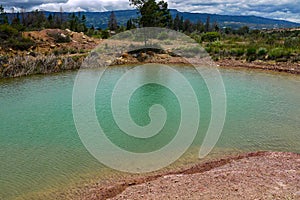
left=0, top=5, right=87, bottom=32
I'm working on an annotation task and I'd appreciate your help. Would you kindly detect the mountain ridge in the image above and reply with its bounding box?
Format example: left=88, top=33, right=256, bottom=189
left=12, top=9, right=300, bottom=30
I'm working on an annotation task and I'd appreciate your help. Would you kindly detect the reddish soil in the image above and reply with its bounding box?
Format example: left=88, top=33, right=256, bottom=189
left=61, top=152, right=300, bottom=200
left=217, top=59, right=300, bottom=75
left=21, top=29, right=101, bottom=55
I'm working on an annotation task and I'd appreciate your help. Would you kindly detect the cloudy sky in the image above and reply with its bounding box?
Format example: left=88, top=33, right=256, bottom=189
left=1, top=0, right=300, bottom=23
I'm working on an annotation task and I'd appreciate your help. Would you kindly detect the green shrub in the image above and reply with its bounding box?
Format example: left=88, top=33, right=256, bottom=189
left=101, top=30, right=110, bottom=39
left=246, top=47, right=256, bottom=56
left=257, top=47, right=268, bottom=57
left=157, top=32, right=169, bottom=40
left=246, top=47, right=257, bottom=62
left=163, top=40, right=173, bottom=45
left=211, top=40, right=223, bottom=48
left=7, top=37, right=35, bottom=51
left=284, top=37, right=300, bottom=48
left=201, top=32, right=221, bottom=42
left=230, top=48, right=244, bottom=57
left=268, top=48, right=290, bottom=59
left=205, top=47, right=212, bottom=54
left=113, top=31, right=133, bottom=39
left=190, top=32, right=201, bottom=43
left=49, top=33, right=71, bottom=43
left=0, top=24, right=18, bottom=40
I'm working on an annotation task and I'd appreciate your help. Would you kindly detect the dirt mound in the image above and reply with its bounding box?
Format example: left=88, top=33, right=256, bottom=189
left=22, top=29, right=101, bottom=55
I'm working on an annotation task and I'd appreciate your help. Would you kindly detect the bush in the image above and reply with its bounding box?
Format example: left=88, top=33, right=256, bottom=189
left=284, top=37, right=300, bottom=48
left=268, top=48, right=290, bottom=59
left=0, top=24, right=18, bottom=40
left=257, top=47, right=268, bottom=57
left=49, top=33, right=71, bottom=43
left=190, top=32, right=201, bottom=43
left=246, top=47, right=257, bottom=62
left=163, top=40, right=173, bottom=45
left=201, top=32, right=221, bottom=42
left=246, top=47, right=256, bottom=56
left=7, top=37, right=35, bottom=51
left=113, top=31, right=133, bottom=40
left=230, top=48, right=244, bottom=57
left=157, top=32, right=169, bottom=40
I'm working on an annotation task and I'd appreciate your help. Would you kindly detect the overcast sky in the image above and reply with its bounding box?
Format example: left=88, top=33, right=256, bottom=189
left=1, top=0, right=300, bottom=23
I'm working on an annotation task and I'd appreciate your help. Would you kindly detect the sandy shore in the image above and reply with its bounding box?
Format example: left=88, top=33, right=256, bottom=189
left=110, top=51, right=300, bottom=75
left=217, top=59, right=300, bottom=75
left=63, top=151, right=300, bottom=200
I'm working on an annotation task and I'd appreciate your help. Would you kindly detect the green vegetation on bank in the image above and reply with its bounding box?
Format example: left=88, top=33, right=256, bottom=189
left=201, top=29, right=300, bottom=62
left=1, top=0, right=300, bottom=78
left=126, top=0, right=300, bottom=63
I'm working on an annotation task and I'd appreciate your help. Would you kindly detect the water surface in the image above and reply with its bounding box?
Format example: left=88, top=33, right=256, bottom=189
left=0, top=66, right=299, bottom=199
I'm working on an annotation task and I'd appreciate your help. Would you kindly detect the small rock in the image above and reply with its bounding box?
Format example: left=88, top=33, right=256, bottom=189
left=82, top=36, right=86, bottom=39
left=57, top=60, right=62, bottom=66
left=27, top=51, right=36, bottom=57
left=166, top=48, right=172, bottom=53
left=157, top=54, right=169, bottom=59
left=60, top=33, right=67, bottom=38
left=140, top=53, right=147, bottom=58
left=147, top=51, right=155, bottom=56
left=105, top=60, right=112, bottom=65
left=122, top=52, right=129, bottom=58
left=50, top=44, right=56, bottom=49
left=87, top=39, right=93, bottom=43
left=65, top=29, right=71, bottom=33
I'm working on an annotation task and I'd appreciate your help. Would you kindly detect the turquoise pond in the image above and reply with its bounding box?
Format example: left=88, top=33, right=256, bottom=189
left=0, top=66, right=299, bottom=199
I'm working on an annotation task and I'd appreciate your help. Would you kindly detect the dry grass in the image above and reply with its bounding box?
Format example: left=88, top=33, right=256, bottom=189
left=0, top=54, right=84, bottom=78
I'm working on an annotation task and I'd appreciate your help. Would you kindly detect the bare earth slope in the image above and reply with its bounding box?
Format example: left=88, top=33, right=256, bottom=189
left=110, top=152, right=300, bottom=200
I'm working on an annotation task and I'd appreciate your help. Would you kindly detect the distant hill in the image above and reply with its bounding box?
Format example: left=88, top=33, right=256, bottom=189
left=77, top=9, right=300, bottom=30
left=11, top=9, right=300, bottom=30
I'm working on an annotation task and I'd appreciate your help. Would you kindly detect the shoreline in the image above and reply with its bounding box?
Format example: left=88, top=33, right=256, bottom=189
left=1, top=56, right=299, bottom=79
left=62, top=151, right=300, bottom=200
left=217, top=59, right=300, bottom=75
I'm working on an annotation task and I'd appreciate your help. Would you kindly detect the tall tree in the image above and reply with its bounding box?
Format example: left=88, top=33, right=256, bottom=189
left=173, top=13, right=181, bottom=31
left=129, top=0, right=171, bottom=27
left=0, top=5, right=8, bottom=24
left=108, top=11, right=118, bottom=31
left=183, top=19, right=193, bottom=33
left=205, top=15, right=210, bottom=32
left=126, top=18, right=136, bottom=30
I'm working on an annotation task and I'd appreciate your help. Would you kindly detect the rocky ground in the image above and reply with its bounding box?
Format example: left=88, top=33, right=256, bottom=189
left=1, top=28, right=300, bottom=78
left=22, top=29, right=100, bottom=55
left=217, top=59, right=300, bottom=75
left=61, top=152, right=300, bottom=200
left=0, top=29, right=101, bottom=78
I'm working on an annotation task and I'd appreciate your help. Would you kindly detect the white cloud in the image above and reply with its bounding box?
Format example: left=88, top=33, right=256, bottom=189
left=1, top=0, right=300, bottom=23
left=167, top=0, right=300, bottom=23
left=31, top=0, right=132, bottom=12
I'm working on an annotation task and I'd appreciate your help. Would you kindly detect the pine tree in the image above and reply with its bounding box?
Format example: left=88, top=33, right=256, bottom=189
left=205, top=15, right=210, bottom=32
left=0, top=5, right=8, bottom=24
left=126, top=18, right=136, bottom=30
left=173, top=13, right=180, bottom=31
left=129, top=0, right=171, bottom=27
left=108, top=11, right=118, bottom=31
